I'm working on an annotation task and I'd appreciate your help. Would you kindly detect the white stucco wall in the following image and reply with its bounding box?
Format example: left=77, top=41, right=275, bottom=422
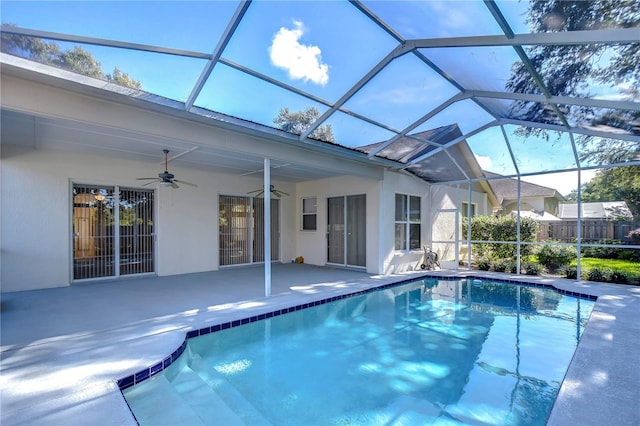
left=0, top=140, right=493, bottom=292
left=379, top=170, right=432, bottom=274
left=1, top=146, right=70, bottom=291
left=295, top=175, right=381, bottom=274
left=0, top=69, right=498, bottom=291
left=0, top=146, right=296, bottom=292
left=286, top=169, right=441, bottom=275
left=430, top=184, right=490, bottom=266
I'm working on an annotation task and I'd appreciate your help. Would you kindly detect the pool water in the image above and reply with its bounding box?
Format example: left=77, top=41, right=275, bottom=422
left=123, top=278, right=594, bottom=425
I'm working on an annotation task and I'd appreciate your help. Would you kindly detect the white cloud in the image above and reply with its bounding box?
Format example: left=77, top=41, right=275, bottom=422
left=269, top=21, right=329, bottom=86
left=474, top=154, right=493, bottom=170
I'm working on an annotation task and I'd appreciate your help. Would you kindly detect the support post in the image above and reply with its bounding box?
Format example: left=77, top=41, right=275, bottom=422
left=264, top=158, right=271, bottom=297
left=516, top=176, right=521, bottom=274
left=467, top=183, right=472, bottom=270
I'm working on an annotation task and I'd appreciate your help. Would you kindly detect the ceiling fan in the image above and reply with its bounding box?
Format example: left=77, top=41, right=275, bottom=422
left=247, top=184, right=289, bottom=198
left=136, top=149, right=197, bottom=188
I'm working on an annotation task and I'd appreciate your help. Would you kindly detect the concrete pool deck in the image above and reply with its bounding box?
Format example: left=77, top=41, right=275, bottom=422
left=1, top=264, right=638, bottom=425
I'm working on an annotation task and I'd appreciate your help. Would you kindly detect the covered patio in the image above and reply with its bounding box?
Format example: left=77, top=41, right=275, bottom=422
left=2, top=264, right=393, bottom=348
left=1, top=265, right=639, bottom=425
left=0, top=264, right=424, bottom=424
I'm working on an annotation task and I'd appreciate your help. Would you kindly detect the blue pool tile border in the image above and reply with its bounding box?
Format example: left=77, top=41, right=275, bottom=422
left=116, top=274, right=597, bottom=391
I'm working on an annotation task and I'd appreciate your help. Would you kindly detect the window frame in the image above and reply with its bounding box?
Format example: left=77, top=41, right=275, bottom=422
left=461, top=201, right=476, bottom=218
left=301, top=196, right=317, bottom=231
left=395, top=193, right=421, bottom=251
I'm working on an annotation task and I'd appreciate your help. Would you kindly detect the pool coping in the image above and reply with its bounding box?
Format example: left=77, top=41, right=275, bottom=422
left=2, top=270, right=638, bottom=425
left=116, top=273, right=597, bottom=393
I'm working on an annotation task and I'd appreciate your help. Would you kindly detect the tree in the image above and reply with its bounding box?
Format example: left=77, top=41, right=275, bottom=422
left=58, top=46, right=104, bottom=79
left=1, top=25, right=142, bottom=89
left=273, top=106, right=335, bottom=142
left=108, top=67, right=142, bottom=90
left=566, top=166, right=640, bottom=218
left=506, top=1, right=639, bottom=164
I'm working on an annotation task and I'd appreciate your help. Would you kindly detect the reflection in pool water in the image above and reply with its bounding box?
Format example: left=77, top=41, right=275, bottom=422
left=124, top=278, right=594, bottom=425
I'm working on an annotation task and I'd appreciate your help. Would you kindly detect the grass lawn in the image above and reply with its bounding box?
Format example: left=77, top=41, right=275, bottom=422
left=572, top=257, right=640, bottom=276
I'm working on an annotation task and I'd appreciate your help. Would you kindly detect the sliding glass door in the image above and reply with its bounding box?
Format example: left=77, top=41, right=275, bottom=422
left=119, top=188, right=155, bottom=275
left=327, top=194, right=366, bottom=268
left=72, top=184, right=154, bottom=280
left=253, top=198, right=280, bottom=263
left=219, top=195, right=280, bottom=266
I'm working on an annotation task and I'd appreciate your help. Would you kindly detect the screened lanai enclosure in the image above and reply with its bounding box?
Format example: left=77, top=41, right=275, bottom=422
left=1, top=0, right=639, bottom=280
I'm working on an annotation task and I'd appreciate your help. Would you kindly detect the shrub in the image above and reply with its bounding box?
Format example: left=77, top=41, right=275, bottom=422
left=610, top=271, right=630, bottom=284
left=463, top=215, right=538, bottom=261
left=523, top=262, right=544, bottom=276
left=561, top=266, right=579, bottom=279
left=477, top=258, right=491, bottom=271
left=628, top=227, right=640, bottom=243
left=587, top=267, right=613, bottom=282
left=492, top=259, right=518, bottom=273
left=582, top=239, right=623, bottom=259
left=618, top=250, right=635, bottom=261
left=492, top=259, right=509, bottom=272
left=536, top=242, right=576, bottom=272
left=507, top=261, right=519, bottom=274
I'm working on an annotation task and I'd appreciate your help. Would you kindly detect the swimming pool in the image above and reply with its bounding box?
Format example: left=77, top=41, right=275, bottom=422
left=121, top=277, right=594, bottom=425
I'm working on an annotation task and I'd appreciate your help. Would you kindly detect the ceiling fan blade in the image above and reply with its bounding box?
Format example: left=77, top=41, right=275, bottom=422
left=171, top=181, right=180, bottom=189
left=141, top=179, right=159, bottom=186
left=173, top=179, right=198, bottom=188
left=136, top=177, right=158, bottom=180
left=247, top=188, right=263, bottom=194
left=276, top=189, right=289, bottom=196
left=272, top=191, right=283, bottom=198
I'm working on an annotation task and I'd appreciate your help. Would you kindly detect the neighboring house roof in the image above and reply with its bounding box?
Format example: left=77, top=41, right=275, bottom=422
left=483, top=171, right=566, bottom=205
left=510, top=210, right=562, bottom=221
left=558, top=202, right=633, bottom=220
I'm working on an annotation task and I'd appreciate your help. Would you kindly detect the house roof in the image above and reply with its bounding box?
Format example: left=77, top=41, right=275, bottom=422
left=510, top=210, right=562, bottom=221
left=483, top=171, right=565, bottom=205
left=359, top=124, right=478, bottom=183
left=358, top=124, right=501, bottom=207
left=558, top=202, right=634, bottom=220
left=0, top=55, right=501, bottom=196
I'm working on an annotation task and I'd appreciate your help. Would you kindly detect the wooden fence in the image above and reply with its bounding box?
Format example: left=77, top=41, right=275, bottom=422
left=537, top=220, right=640, bottom=243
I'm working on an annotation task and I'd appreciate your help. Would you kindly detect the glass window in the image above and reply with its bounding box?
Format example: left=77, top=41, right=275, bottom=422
left=395, top=194, right=407, bottom=221
left=462, top=202, right=476, bottom=218
left=395, top=194, right=421, bottom=250
left=302, top=197, right=317, bottom=231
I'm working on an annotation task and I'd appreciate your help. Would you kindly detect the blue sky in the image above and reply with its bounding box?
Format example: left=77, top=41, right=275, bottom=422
left=2, top=0, right=608, bottom=194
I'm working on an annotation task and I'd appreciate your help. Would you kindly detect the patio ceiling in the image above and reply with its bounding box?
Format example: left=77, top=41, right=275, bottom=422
left=1, top=0, right=639, bottom=185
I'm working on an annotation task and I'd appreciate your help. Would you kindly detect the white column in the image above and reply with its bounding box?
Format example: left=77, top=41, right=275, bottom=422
left=264, top=158, right=271, bottom=297
left=467, top=183, right=472, bottom=270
